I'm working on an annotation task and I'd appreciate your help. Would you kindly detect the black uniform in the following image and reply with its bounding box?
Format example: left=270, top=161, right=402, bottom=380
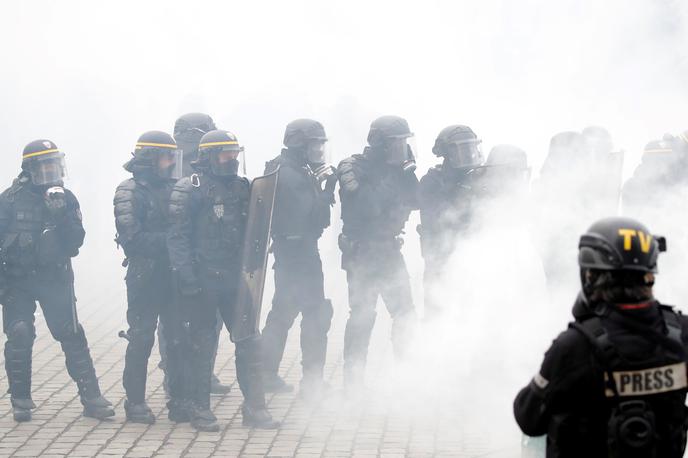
left=418, top=163, right=474, bottom=317
left=515, top=296, right=688, bottom=457
left=167, top=171, right=265, bottom=416
left=261, top=149, right=334, bottom=388
left=114, top=167, right=187, bottom=413
left=337, top=147, right=418, bottom=384
left=0, top=176, right=105, bottom=406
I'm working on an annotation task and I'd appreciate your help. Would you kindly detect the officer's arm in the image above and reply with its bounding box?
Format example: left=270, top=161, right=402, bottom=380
left=55, top=190, right=86, bottom=256
left=513, top=332, right=583, bottom=436
left=418, top=173, right=444, bottom=232
left=400, top=169, right=420, bottom=210
left=337, top=158, right=385, bottom=218
left=0, top=192, right=10, bottom=244
left=167, top=178, right=199, bottom=289
left=113, top=181, right=167, bottom=258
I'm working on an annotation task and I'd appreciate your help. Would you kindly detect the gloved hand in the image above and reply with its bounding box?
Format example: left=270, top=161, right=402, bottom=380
left=44, top=186, right=67, bottom=218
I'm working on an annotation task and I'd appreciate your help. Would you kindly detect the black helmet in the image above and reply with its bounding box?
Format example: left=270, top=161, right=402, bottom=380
left=578, top=217, right=666, bottom=274
left=283, top=119, right=327, bottom=148
left=284, top=119, right=328, bottom=164
left=173, top=113, right=216, bottom=149
left=540, top=131, right=588, bottom=174
left=486, top=144, right=527, bottom=168
left=582, top=125, right=613, bottom=156
left=21, top=139, right=67, bottom=186
left=129, top=131, right=181, bottom=179
left=367, top=115, right=413, bottom=147
left=432, top=125, right=482, bottom=169
left=198, top=130, right=243, bottom=176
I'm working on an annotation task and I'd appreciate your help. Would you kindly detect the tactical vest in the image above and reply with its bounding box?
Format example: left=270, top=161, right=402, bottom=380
left=193, top=174, right=249, bottom=268
left=340, top=153, right=414, bottom=241
left=1, top=181, right=50, bottom=270
left=267, top=152, right=330, bottom=241
left=569, top=306, right=688, bottom=457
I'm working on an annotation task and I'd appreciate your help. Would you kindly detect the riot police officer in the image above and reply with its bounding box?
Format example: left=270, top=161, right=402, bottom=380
left=173, top=112, right=217, bottom=176
left=0, top=140, right=114, bottom=422
left=261, top=119, right=336, bottom=397
left=418, top=125, right=483, bottom=319
left=337, top=115, right=418, bottom=391
left=157, top=112, right=230, bottom=396
left=514, top=217, right=688, bottom=457
left=114, top=131, right=188, bottom=423
left=168, top=130, right=278, bottom=431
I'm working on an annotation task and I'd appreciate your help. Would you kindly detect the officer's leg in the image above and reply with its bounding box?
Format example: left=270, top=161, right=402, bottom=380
left=379, top=250, right=416, bottom=360
left=220, top=296, right=279, bottom=429
left=260, top=258, right=302, bottom=392
left=343, top=257, right=379, bottom=389
left=38, top=275, right=114, bottom=420
left=122, top=283, right=158, bottom=423
left=156, top=318, right=169, bottom=395
left=2, top=288, right=37, bottom=422
left=160, top=288, right=191, bottom=423
left=299, top=254, right=333, bottom=394
left=209, top=309, right=230, bottom=394
left=187, top=290, right=220, bottom=432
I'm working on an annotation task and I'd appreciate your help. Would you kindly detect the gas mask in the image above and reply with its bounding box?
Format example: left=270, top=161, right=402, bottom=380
left=210, top=149, right=240, bottom=176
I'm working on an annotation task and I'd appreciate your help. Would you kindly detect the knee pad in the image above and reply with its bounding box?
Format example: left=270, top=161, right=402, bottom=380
left=7, top=321, right=35, bottom=347
left=236, top=335, right=261, bottom=361
left=304, top=299, right=334, bottom=331
left=127, top=327, right=155, bottom=352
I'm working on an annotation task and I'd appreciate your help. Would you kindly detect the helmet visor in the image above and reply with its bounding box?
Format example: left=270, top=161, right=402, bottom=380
left=209, top=148, right=241, bottom=176
left=384, top=137, right=410, bottom=165
left=156, top=148, right=183, bottom=180
left=306, top=140, right=328, bottom=165
left=28, top=152, right=67, bottom=186
left=446, top=140, right=483, bottom=168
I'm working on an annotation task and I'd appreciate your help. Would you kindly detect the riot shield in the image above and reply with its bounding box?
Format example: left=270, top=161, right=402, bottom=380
left=230, top=167, right=279, bottom=342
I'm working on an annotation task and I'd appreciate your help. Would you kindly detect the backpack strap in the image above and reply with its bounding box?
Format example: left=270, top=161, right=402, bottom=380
left=569, top=316, right=622, bottom=398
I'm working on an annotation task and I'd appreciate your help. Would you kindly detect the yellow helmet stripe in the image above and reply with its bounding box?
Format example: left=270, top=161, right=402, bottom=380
left=135, top=142, right=178, bottom=149
left=22, top=148, right=59, bottom=159
left=199, top=141, right=239, bottom=148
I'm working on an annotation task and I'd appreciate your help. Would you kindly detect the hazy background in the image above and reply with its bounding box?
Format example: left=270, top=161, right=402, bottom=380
left=1, top=0, right=687, bottom=453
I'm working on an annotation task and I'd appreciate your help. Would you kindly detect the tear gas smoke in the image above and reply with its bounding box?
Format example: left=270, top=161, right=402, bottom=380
left=0, top=0, right=687, bottom=455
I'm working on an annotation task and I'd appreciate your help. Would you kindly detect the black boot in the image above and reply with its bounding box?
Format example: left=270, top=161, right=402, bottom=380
left=167, top=399, right=191, bottom=423
left=124, top=400, right=155, bottom=424
left=82, top=396, right=115, bottom=420
left=263, top=373, right=293, bottom=393
left=210, top=374, right=231, bottom=395
left=61, top=325, right=114, bottom=419
left=11, top=398, right=35, bottom=422
left=242, top=403, right=280, bottom=429
left=190, top=404, right=219, bottom=432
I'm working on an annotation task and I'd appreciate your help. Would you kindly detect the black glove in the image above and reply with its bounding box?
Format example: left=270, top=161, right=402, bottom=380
left=44, top=186, right=67, bottom=219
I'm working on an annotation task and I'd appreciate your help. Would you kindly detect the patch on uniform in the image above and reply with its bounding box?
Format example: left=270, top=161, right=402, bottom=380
left=533, top=373, right=549, bottom=389
left=213, top=203, right=224, bottom=219
left=604, top=362, right=687, bottom=397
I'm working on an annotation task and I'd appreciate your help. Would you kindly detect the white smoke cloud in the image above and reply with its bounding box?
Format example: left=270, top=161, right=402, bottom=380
left=0, top=0, right=686, bottom=454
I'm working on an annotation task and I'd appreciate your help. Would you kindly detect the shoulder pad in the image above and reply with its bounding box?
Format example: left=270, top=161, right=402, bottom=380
left=169, top=177, right=195, bottom=219
left=172, top=176, right=194, bottom=193
left=62, top=188, right=80, bottom=207
left=337, top=156, right=362, bottom=193
left=264, top=156, right=282, bottom=175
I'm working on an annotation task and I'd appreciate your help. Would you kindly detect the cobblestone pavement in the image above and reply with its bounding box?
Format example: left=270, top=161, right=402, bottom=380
left=0, top=284, right=523, bottom=457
